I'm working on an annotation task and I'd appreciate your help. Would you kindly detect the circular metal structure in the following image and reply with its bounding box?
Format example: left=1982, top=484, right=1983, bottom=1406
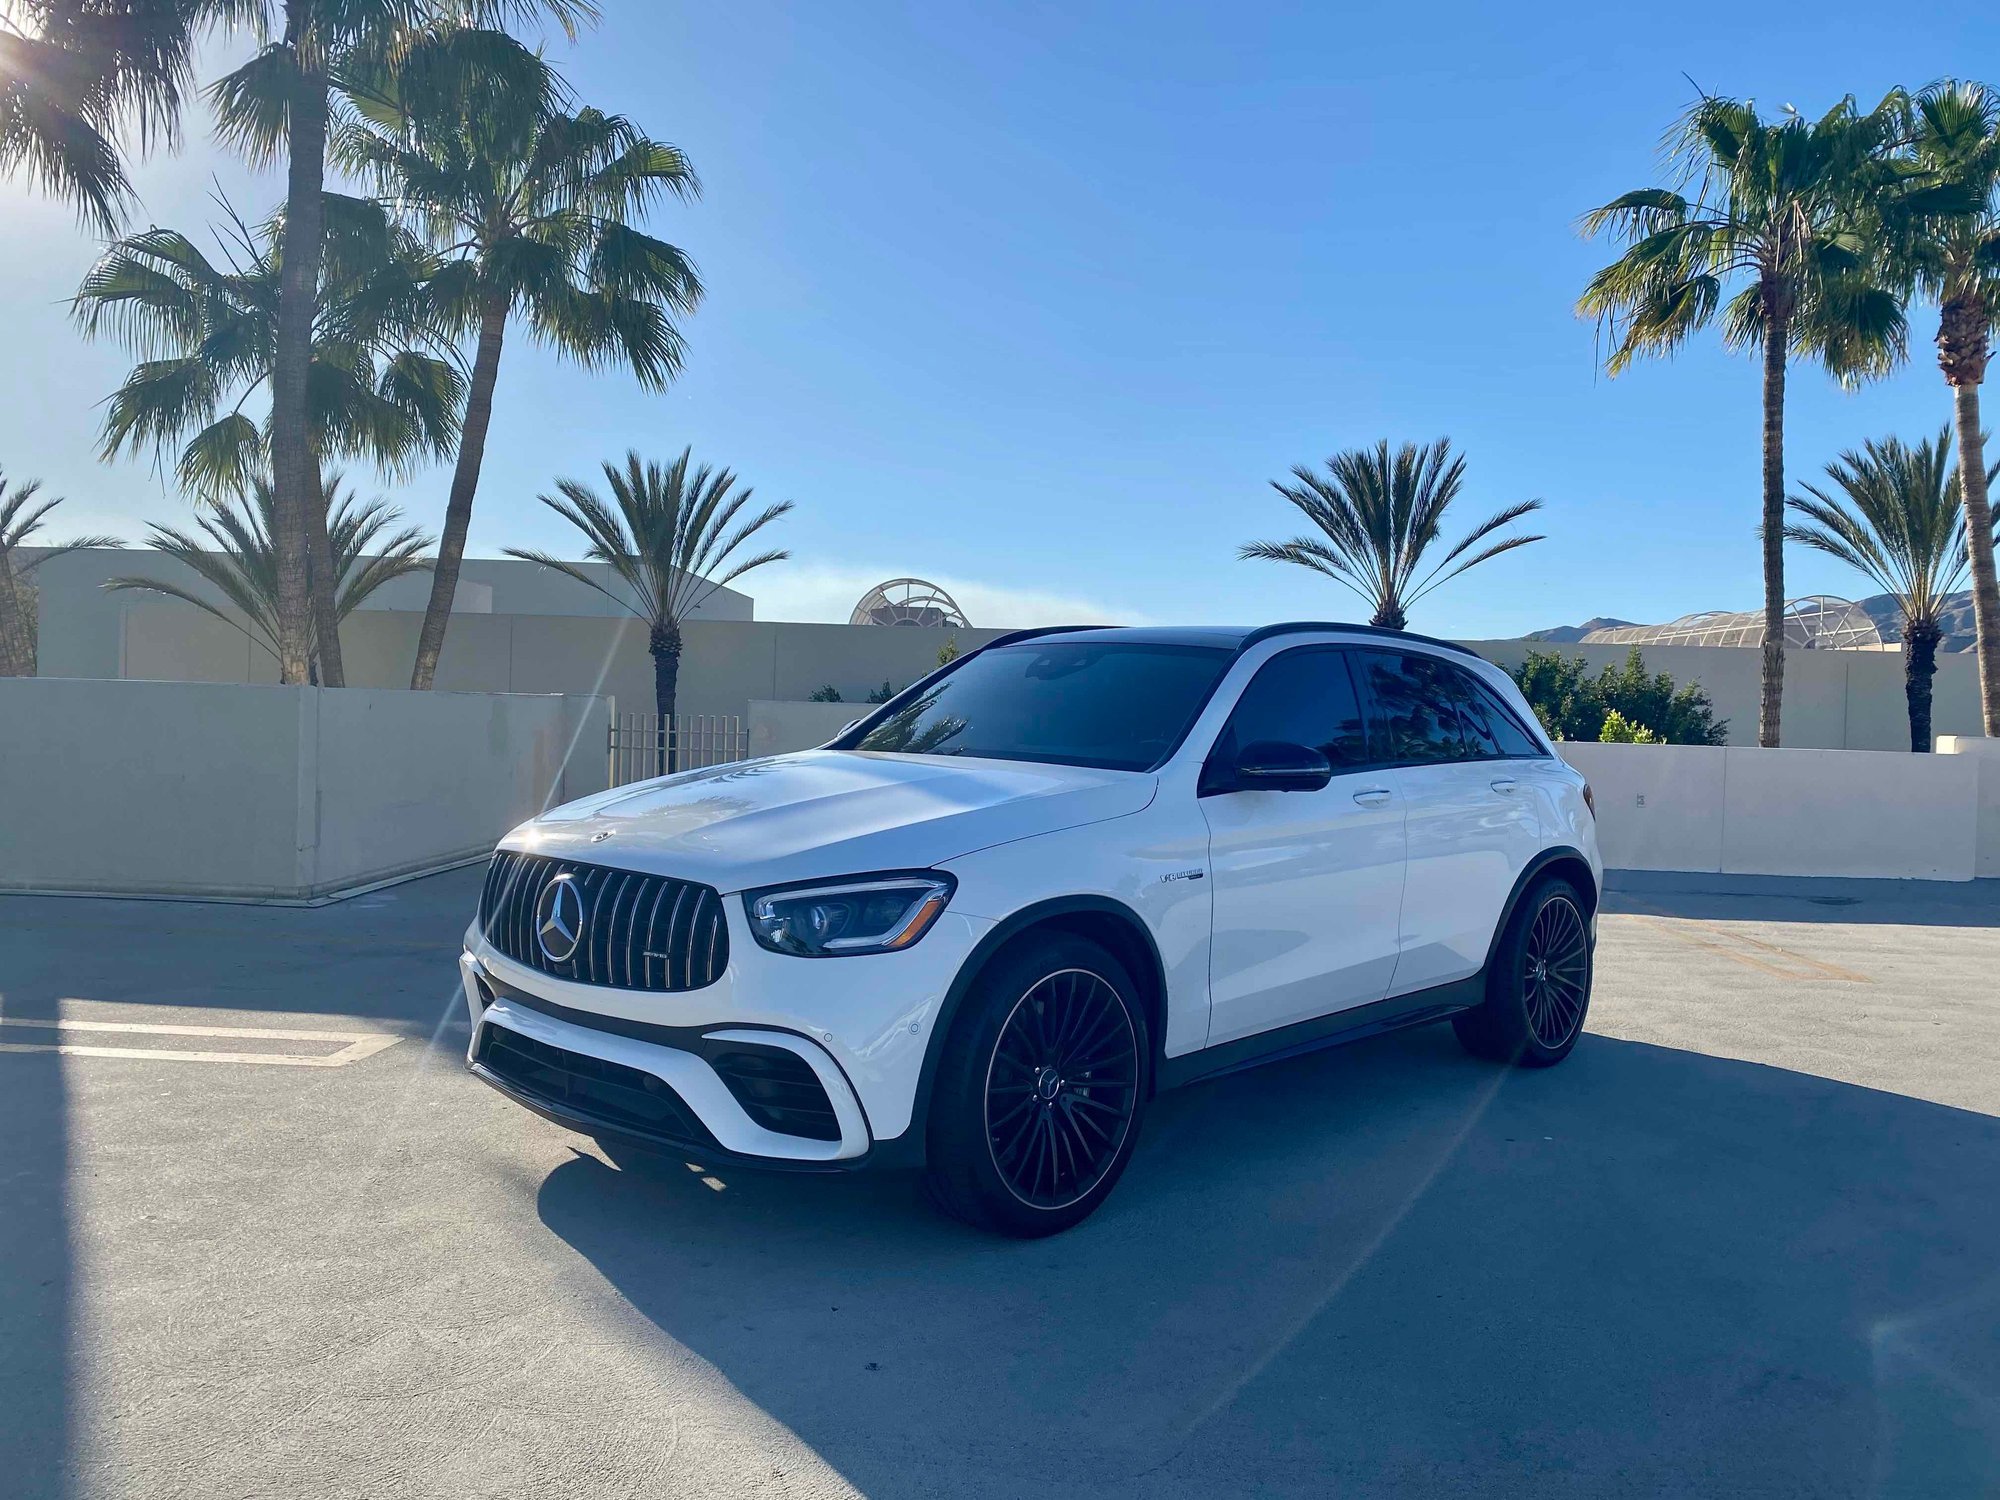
left=983, top=968, right=1139, bottom=1210
left=849, top=577, right=971, bottom=629
left=1581, top=595, right=1881, bottom=650
left=1523, top=896, right=1590, bottom=1050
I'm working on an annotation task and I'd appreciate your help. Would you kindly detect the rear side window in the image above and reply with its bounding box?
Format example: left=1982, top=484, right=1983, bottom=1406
left=1454, top=672, right=1546, bottom=759
left=1209, top=648, right=1371, bottom=772
left=1354, top=651, right=1469, bottom=765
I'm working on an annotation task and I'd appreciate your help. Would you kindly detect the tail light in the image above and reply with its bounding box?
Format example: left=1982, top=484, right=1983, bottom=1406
left=1581, top=782, right=1596, bottom=819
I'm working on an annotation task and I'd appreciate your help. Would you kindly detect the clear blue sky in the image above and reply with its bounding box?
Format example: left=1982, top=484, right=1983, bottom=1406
left=0, top=1, right=1991, bottom=633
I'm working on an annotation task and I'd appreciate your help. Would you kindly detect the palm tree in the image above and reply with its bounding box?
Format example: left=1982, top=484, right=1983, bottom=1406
left=1785, top=430, right=1997, bottom=751
left=0, top=472, right=120, bottom=676
left=206, top=1, right=588, bottom=687
left=1239, top=438, right=1542, bottom=630
left=1579, top=93, right=1906, bottom=747
left=105, top=469, right=430, bottom=670
left=335, top=46, right=701, bottom=691
left=507, top=449, right=791, bottom=772
left=0, top=0, right=210, bottom=231
left=1873, top=82, right=2000, bottom=739
left=74, top=195, right=463, bottom=684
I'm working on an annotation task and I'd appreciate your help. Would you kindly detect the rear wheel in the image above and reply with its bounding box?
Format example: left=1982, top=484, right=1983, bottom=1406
left=1453, top=878, right=1592, bottom=1067
left=922, top=934, right=1149, bottom=1237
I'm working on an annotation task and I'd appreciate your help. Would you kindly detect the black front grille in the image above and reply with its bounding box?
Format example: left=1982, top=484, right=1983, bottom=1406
left=710, top=1046, right=841, bottom=1141
left=479, top=851, right=728, bottom=992
left=475, top=1024, right=716, bottom=1148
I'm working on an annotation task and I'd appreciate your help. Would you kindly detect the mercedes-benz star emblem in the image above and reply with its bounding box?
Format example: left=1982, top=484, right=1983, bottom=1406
left=534, top=874, right=585, bottom=964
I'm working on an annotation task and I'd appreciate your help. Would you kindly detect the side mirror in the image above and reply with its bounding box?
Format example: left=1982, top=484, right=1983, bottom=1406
left=1232, top=740, right=1334, bottom=792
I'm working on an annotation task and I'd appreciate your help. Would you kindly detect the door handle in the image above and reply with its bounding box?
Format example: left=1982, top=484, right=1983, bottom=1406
left=1490, top=778, right=1519, bottom=794
left=1353, top=787, right=1393, bottom=807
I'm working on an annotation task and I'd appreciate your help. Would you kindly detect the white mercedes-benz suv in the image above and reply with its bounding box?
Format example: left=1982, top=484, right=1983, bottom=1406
left=461, top=623, right=1601, bottom=1236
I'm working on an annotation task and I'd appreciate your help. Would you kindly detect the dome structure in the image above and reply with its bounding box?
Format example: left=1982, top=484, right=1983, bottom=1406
left=849, top=578, right=971, bottom=628
left=1581, top=595, right=1881, bottom=650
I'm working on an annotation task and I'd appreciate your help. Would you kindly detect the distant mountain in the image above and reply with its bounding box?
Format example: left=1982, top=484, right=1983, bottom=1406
left=1525, top=617, right=1637, bottom=643
left=1853, top=591, right=1980, bottom=652
left=1528, top=592, right=1981, bottom=650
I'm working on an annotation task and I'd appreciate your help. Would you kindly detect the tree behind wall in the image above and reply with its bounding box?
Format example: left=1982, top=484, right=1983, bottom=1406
left=1579, top=92, right=1906, bottom=748
left=1511, top=648, right=1729, bottom=746
left=506, top=448, right=791, bottom=775
left=0, top=475, right=120, bottom=676
left=206, top=0, right=591, bottom=685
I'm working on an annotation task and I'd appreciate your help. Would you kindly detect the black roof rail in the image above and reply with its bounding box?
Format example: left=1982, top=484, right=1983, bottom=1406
left=1237, top=621, right=1484, bottom=660
left=979, top=624, right=1115, bottom=650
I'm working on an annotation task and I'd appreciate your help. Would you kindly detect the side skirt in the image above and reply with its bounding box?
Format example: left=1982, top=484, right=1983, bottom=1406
left=1158, top=973, right=1485, bottom=1092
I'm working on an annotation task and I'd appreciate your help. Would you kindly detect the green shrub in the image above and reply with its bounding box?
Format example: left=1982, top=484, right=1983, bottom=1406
left=865, top=679, right=898, bottom=704
left=1598, top=709, right=1662, bottom=744
left=1511, top=647, right=1726, bottom=745
left=809, top=684, right=843, bottom=703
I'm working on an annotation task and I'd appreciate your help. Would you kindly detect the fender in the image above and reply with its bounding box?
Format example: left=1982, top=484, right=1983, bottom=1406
left=1482, top=844, right=1598, bottom=973
left=868, top=894, right=1168, bottom=1171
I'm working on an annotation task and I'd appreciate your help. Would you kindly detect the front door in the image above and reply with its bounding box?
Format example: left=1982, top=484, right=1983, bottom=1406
left=1199, top=647, right=1409, bottom=1046
left=1349, top=650, right=1544, bottom=996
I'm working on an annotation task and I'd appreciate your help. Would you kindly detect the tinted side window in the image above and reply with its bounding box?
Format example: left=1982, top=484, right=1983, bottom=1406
left=1356, top=651, right=1470, bottom=765
left=1211, top=649, right=1370, bottom=773
left=1455, top=672, right=1545, bottom=759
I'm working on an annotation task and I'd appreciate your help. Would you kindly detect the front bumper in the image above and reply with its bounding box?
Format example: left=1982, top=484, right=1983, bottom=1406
left=459, top=901, right=993, bottom=1169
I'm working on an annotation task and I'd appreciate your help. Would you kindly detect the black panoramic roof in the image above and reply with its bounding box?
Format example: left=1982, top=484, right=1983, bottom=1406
left=985, top=621, right=1482, bottom=660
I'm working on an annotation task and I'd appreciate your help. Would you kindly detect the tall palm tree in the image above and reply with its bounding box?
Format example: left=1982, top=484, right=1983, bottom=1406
left=0, top=472, right=120, bottom=676
left=1579, top=93, right=1906, bottom=747
left=1785, top=429, right=1997, bottom=751
left=1239, top=438, right=1542, bottom=630
left=1874, top=82, right=2000, bottom=738
left=74, top=195, right=463, bottom=684
left=206, top=1, right=588, bottom=687
left=335, top=45, right=701, bottom=690
left=0, top=0, right=214, bottom=231
left=105, top=468, right=430, bottom=670
left=507, top=449, right=790, bottom=772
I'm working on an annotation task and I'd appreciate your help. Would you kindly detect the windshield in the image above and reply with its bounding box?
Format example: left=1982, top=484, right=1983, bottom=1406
left=838, top=641, right=1233, bottom=772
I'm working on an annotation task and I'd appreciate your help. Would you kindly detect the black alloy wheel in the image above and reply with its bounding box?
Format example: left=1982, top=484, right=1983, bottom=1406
left=1521, top=894, right=1590, bottom=1049
left=984, top=968, right=1140, bottom=1209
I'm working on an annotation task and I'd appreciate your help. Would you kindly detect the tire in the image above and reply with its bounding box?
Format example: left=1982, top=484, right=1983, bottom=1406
left=922, top=933, right=1151, bottom=1237
left=1452, top=877, right=1593, bottom=1068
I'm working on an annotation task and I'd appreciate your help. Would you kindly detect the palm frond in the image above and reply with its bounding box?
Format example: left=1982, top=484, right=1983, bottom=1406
left=522, top=447, right=792, bottom=631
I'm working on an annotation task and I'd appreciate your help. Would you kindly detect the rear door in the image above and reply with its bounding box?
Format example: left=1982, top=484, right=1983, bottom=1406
left=1351, top=650, right=1542, bottom=997
left=1198, top=647, right=1409, bottom=1046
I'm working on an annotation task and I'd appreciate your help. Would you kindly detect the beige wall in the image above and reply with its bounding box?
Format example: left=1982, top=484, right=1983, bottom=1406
left=116, top=600, right=1007, bottom=722
left=1469, top=638, right=1982, bottom=750
left=0, top=679, right=608, bottom=901
left=54, top=589, right=2000, bottom=753
left=748, top=698, right=868, bottom=756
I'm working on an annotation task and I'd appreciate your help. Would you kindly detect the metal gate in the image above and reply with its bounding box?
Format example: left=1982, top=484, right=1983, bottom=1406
left=607, top=712, right=748, bottom=786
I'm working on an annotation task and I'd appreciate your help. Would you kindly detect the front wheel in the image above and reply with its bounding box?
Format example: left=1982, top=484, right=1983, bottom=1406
left=1453, top=878, right=1593, bottom=1067
left=922, top=934, right=1150, bottom=1237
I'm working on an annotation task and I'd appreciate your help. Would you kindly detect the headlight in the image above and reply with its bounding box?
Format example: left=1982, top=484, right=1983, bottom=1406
left=745, top=873, right=956, bottom=958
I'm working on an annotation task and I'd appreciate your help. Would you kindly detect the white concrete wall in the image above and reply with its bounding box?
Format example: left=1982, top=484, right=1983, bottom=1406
left=0, top=678, right=608, bottom=900
left=748, top=699, right=867, bottom=757
left=1559, top=741, right=1982, bottom=881
left=1938, top=736, right=2000, bottom=878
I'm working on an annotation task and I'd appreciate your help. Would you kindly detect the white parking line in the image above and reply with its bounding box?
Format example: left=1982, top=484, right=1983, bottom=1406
left=0, top=1016, right=404, bottom=1067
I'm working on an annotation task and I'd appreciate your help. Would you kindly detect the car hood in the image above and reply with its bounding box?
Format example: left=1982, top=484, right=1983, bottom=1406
left=505, top=749, right=1157, bottom=892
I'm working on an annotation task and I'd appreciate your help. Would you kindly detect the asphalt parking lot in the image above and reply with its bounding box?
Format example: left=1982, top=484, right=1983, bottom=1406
left=3, top=869, right=1998, bottom=1499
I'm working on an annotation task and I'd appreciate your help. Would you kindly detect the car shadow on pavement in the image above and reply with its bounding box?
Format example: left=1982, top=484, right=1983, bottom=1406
left=1603, top=871, right=2000, bottom=928
left=0, top=984, right=74, bottom=1499
left=537, top=1022, right=2000, bottom=1499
